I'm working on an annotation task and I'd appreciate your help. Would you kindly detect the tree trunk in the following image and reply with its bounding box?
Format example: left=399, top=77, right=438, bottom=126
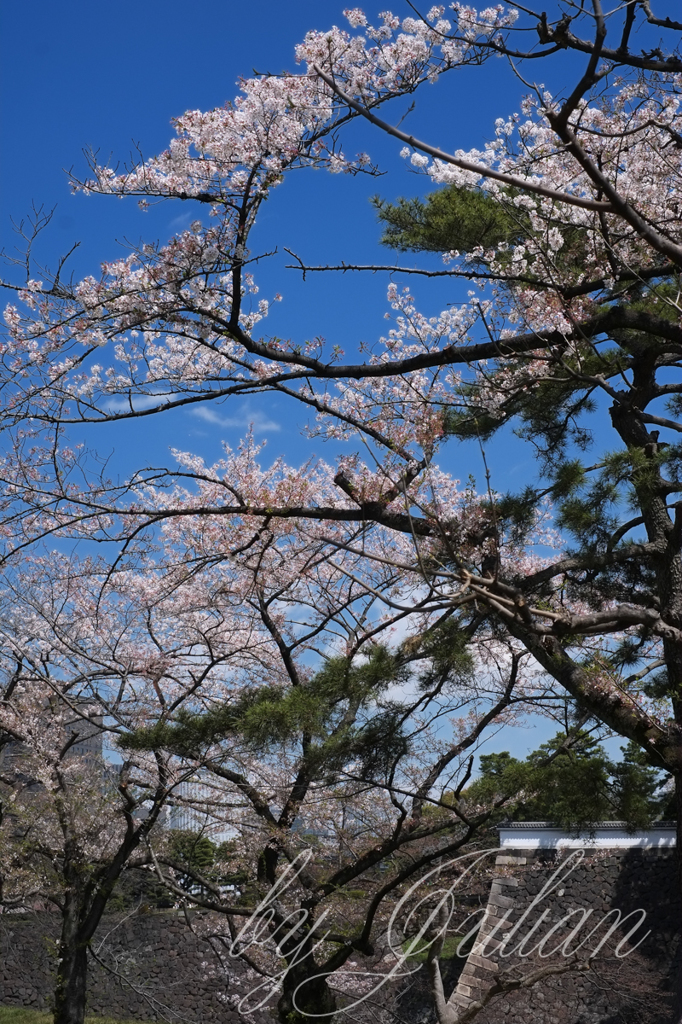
left=53, top=906, right=88, bottom=1024
left=277, top=959, right=337, bottom=1024
left=671, top=771, right=682, bottom=1024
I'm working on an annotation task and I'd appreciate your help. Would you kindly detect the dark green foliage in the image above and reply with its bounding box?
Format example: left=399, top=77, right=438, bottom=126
left=412, top=617, right=474, bottom=690
left=640, top=669, right=671, bottom=700
left=350, top=711, right=410, bottom=777
left=107, top=833, right=243, bottom=909
left=120, top=647, right=414, bottom=784
left=440, top=405, right=505, bottom=441
left=372, top=186, right=526, bottom=255
left=550, top=460, right=587, bottom=500
left=520, top=733, right=619, bottom=827
left=106, top=866, right=175, bottom=911
left=168, top=830, right=217, bottom=873
left=610, top=741, right=672, bottom=827
left=373, top=179, right=680, bottom=572
left=468, top=731, right=672, bottom=831
left=373, top=181, right=596, bottom=281
left=165, top=830, right=220, bottom=894
left=492, top=488, right=541, bottom=546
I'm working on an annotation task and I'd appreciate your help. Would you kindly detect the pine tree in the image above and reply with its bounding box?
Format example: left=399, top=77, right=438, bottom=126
left=468, top=731, right=673, bottom=832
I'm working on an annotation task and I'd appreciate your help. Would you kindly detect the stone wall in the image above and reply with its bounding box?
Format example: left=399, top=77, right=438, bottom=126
left=449, top=847, right=680, bottom=1024
left=0, top=909, right=275, bottom=1023
left=1, top=850, right=679, bottom=1024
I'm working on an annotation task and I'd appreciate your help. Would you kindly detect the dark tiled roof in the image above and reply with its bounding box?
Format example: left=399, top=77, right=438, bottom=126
left=498, top=820, right=676, bottom=829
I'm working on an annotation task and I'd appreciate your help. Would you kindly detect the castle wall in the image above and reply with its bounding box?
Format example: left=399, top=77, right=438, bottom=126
left=448, top=847, right=679, bottom=1024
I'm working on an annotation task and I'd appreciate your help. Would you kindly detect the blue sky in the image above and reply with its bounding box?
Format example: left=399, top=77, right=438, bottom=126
left=1, top=0, right=637, bottom=762
left=1, top=0, right=545, bottom=478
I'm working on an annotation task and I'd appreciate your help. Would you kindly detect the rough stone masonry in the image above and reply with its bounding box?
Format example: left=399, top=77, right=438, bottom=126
left=0, top=847, right=679, bottom=1023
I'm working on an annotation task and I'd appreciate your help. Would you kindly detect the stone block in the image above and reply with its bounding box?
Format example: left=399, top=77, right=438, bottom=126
left=489, top=892, right=516, bottom=908
left=467, top=952, right=499, bottom=973
left=458, top=979, right=492, bottom=999
left=494, top=875, right=520, bottom=888
left=448, top=991, right=476, bottom=1008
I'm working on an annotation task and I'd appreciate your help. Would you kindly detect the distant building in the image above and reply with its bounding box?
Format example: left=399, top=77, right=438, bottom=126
left=0, top=698, right=104, bottom=781
left=64, top=704, right=104, bottom=760
left=169, top=772, right=235, bottom=843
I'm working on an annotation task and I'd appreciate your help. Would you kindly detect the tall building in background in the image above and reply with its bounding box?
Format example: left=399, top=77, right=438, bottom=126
left=0, top=697, right=104, bottom=780
left=169, top=772, right=235, bottom=843
left=64, top=702, right=104, bottom=760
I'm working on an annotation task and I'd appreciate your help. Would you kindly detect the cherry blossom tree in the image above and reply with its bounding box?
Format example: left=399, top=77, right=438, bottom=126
left=0, top=549, right=272, bottom=1024
left=121, top=522, right=579, bottom=1024
left=1, top=1, right=682, bottom=1018
left=0, top=531, right=579, bottom=1024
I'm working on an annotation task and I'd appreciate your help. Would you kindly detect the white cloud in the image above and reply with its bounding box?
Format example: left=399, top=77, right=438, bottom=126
left=189, top=404, right=281, bottom=433
left=168, top=211, right=195, bottom=231
left=104, top=394, right=172, bottom=413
